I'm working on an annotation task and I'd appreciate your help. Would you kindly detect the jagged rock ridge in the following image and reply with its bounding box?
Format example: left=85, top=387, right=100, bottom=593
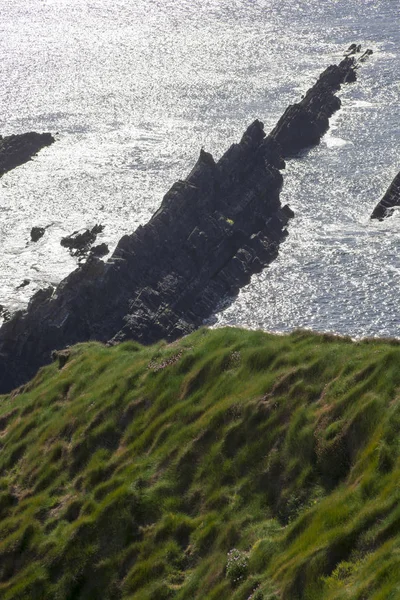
left=0, top=52, right=369, bottom=393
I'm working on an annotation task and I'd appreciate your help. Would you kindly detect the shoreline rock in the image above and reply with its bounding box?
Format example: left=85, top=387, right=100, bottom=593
left=371, top=169, right=400, bottom=220
left=0, top=51, right=370, bottom=393
left=60, top=224, right=105, bottom=258
left=0, top=132, right=55, bottom=177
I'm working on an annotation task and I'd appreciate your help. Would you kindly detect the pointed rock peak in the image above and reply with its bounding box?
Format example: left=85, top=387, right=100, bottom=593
left=240, top=119, right=265, bottom=147
left=199, top=148, right=215, bottom=166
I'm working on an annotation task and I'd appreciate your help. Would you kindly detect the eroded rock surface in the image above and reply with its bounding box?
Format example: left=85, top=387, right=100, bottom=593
left=0, top=52, right=369, bottom=393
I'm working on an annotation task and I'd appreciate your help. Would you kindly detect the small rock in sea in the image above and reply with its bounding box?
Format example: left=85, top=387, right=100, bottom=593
left=16, top=279, right=31, bottom=289
left=344, top=43, right=357, bottom=56
left=359, top=48, right=373, bottom=63
left=30, top=226, right=46, bottom=242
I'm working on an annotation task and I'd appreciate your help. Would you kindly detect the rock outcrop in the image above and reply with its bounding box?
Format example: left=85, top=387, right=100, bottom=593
left=371, top=169, right=400, bottom=220
left=90, top=243, right=109, bottom=258
left=61, top=225, right=105, bottom=258
left=0, top=51, right=370, bottom=393
left=0, top=132, right=54, bottom=177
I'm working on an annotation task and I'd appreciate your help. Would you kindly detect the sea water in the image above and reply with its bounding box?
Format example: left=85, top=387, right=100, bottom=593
left=0, top=0, right=399, bottom=337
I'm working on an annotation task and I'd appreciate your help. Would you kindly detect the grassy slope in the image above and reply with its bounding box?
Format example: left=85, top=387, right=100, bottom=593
left=1, top=327, right=400, bottom=599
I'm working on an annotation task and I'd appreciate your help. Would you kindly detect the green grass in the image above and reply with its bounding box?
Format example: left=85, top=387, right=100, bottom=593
left=1, top=327, right=400, bottom=598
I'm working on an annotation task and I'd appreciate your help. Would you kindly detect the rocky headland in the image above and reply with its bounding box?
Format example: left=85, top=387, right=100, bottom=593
left=0, top=131, right=54, bottom=177
left=0, top=51, right=370, bottom=393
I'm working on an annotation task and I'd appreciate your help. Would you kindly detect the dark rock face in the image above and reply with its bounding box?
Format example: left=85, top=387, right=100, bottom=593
left=90, top=243, right=109, bottom=258
left=0, top=52, right=367, bottom=393
left=371, top=170, right=400, bottom=220
left=0, top=132, right=54, bottom=177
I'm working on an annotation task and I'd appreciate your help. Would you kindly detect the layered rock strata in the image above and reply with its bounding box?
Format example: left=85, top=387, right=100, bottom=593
left=0, top=53, right=368, bottom=393
left=371, top=169, right=400, bottom=220
left=0, top=132, right=54, bottom=177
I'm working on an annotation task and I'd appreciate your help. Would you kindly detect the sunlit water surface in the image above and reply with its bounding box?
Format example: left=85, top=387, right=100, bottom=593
left=0, top=0, right=399, bottom=337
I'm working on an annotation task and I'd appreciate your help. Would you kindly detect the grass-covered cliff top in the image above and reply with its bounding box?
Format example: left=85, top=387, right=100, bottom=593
left=1, top=327, right=400, bottom=599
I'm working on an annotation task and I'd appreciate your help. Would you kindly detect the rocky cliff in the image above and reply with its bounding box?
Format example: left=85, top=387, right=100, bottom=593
left=0, top=52, right=368, bottom=393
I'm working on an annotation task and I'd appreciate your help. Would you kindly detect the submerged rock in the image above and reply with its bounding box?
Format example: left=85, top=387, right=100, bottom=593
left=0, top=132, right=54, bottom=177
left=0, top=49, right=370, bottom=393
left=16, top=279, right=30, bottom=290
left=371, top=169, right=400, bottom=220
